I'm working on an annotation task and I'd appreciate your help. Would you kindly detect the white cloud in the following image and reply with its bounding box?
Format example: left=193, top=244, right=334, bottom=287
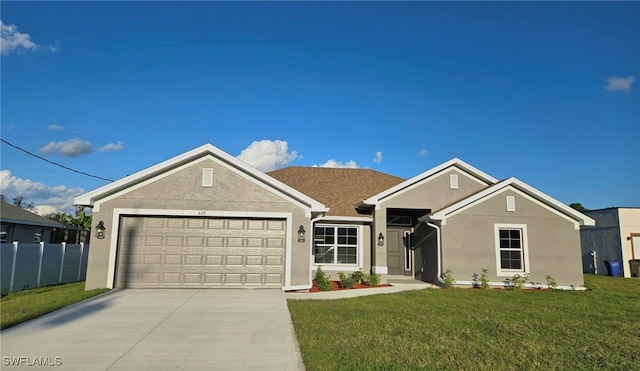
left=605, top=76, right=635, bottom=92
left=373, top=151, right=383, bottom=164
left=40, top=138, right=92, bottom=157
left=236, top=140, right=298, bottom=172
left=417, top=149, right=429, bottom=157
left=99, top=141, right=124, bottom=152
left=0, top=170, right=85, bottom=214
left=47, top=124, right=64, bottom=131
left=1, top=21, right=37, bottom=55
left=316, top=159, right=359, bottom=168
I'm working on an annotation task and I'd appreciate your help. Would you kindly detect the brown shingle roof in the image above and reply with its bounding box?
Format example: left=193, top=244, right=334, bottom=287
left=268, top=167, right=405, bottom=217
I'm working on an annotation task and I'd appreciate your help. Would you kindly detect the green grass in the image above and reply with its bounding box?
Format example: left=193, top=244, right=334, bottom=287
left=1, top=282, right=109, bottom=330
left=288, top=275, right=640, bottom=370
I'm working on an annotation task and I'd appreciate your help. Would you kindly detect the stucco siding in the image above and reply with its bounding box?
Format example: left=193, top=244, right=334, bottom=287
left=618, top=208, right=640, bottom=278
left=441, top=189, right=584, bottom=287
left=381, top=168, right=488, bottom=211
left=85, top=156, right=311, bottom=290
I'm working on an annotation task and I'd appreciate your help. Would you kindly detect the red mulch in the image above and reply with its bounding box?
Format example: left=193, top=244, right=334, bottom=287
left=307, top=280, right=392, bottom=293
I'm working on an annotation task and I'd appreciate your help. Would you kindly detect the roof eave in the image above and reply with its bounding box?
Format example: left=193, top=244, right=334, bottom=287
left=74, top=143, right=328, bottom=213
left=362, top=158, right=498, bottom=206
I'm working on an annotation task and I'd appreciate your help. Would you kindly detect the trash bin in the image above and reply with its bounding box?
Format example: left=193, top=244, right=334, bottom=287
left=604, top=260, right=622, bottom=277
left=629, top=260, right=640, bottom=278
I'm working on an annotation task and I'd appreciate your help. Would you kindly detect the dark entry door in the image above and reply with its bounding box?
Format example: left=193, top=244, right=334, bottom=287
left=387, top=228, right=412, bottom=276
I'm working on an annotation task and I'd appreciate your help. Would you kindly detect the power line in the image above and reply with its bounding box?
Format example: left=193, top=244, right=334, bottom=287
left=1, top=138, right=115, bottom=182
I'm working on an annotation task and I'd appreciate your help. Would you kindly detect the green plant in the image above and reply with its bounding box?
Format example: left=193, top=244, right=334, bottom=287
left=545, top=275, right=558, bottom=290
left=442, top=269, right=455, bottom=289
left=350, top=269, right=366, bottom=283
left=509, top=273, right=528, bottom=290
left=314, top=266, right=332, bottom=291
left=479, top=268, right=490, bottom=290
left=338, top=272, right=356, bottom=289
left=366, top=273, right=381, bottom=287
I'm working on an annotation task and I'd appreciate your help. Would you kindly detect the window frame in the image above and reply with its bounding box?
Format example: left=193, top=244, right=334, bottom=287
left=312, top=224, right=363, bottom=270
left=494, top=224, right=529, bottom=276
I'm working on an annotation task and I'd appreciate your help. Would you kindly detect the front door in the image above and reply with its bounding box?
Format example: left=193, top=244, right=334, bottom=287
left=387, top=228, right=413, bottom=276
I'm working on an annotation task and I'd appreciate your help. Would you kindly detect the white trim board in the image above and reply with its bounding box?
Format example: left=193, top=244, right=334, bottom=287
left=362, top=158, right=498, bottom=206
left=425, top=178, right=595, bottom=229
left=75, top=143, right=328, bottom=215
left=106, top=208, right=293, bottom=289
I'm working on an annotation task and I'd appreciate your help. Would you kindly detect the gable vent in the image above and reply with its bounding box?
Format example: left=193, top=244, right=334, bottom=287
left=449, top=174, right=459, bottom=189
left=202, top=168, right=214, bottom=188
left=506, top=196, right=516, bottom=212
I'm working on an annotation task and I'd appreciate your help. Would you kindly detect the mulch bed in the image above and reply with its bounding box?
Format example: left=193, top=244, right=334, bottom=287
left=307, top=280, right=392, bottom=293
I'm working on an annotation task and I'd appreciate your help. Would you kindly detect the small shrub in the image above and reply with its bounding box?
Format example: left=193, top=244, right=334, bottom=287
left=314, top=266, right=332, bottom=291
left=338, top=272, right=356, bottom=289
left=442, top=269, right=455, bottom=289
left=350, top=269, right=366, bottom=283
left=510, top=273, right=528, bottom=290
left=472, top=273, right=480, bottom=288
left=366, top=273, right=381, bottom=287
left=545, top=275, right=558, bottom=290
left=479, top=268, right=490, bottom=290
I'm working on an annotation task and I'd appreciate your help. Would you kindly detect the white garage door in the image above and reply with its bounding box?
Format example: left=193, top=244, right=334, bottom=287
left=116, top=216, right=286, bottom=288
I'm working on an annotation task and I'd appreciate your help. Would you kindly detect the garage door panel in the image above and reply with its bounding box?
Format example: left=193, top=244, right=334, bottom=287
left=166, top=219, right=185, bottom=229
left=143, top=254, right=162, bottom=265
left=164, top=255, right=182, bottom=265
left=117, top=216, right=286, bottom=288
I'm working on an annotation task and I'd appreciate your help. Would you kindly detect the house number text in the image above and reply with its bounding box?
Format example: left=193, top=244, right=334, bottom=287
left=197, top=211, right=206, bottom=216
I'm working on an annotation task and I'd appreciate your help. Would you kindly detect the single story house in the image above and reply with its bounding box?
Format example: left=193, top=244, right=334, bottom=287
left=1, top=201, right=65, bottom=244
left=580, top=207, right=640, bottom=277
left=75, top=143, right=595, bottom=291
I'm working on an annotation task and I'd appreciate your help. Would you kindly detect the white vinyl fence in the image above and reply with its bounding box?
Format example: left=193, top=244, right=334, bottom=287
left=1, top=242, right=90, bottom=294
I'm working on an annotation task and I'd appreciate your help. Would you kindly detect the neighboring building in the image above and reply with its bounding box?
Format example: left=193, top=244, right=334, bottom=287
left=75, top=143, right=595, bottom=291
left=0, top=201, right=65, bottom=243
left=580, top=207, right=640, bottom=278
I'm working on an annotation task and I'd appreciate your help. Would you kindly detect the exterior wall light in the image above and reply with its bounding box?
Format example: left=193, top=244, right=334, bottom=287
left=297, top=225, right=306, bottom=243
left=95, top=221, right=106, bottom=239
left=377, top=233, right=385, bottom=246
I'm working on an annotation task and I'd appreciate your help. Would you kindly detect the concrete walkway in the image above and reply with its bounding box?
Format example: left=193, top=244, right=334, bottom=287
left=0, top=289, right=304, bottom=370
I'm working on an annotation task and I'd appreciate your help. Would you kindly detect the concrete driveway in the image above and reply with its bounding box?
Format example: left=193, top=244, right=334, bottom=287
left=0, top=289, right=305, bottom=370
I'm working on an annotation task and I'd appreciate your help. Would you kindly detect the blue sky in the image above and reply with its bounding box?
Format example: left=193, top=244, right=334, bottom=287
left=1, top=1, right=638, bottom=215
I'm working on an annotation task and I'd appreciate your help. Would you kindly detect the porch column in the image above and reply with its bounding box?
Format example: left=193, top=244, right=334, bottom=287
left=372, top=207, right=388, bottom=275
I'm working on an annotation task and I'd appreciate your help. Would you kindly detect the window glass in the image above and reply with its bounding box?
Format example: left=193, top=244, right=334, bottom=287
left=499, top=228, right=523, bottom=270
left=314, top=225, right=358, bottom=265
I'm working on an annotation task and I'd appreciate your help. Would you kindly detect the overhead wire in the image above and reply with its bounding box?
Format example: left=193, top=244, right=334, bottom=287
left=1, top=138, right=115, bottom=182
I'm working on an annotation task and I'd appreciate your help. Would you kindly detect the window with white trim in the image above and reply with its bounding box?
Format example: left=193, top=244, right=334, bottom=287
left=0, top=224, right=8, bottom=243
left=495, top=224, right=529, bottom=276
left=314, top=225, right=358, bottom=265
left=34, top=228, right=44, bottom=243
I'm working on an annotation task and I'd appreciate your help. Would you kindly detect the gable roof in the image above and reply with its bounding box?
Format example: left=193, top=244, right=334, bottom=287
left=268, top=167, right=405, bottom=217
left=361, top=158, right=498, bottom=206
left=424, top=177, right=596, bottom=228
left=0, top=201, right=64, bottom=228
left=74, top=143, right=328, bottom=213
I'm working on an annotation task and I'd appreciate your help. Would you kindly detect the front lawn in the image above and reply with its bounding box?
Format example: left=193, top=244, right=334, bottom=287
left=1, top=282, right=109, bottom=330
left=288, top=275, right=640, bottom=370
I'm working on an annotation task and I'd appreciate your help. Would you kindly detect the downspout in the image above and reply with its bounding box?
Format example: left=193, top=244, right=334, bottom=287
left=308, top=214, right=326, bottom=284
left=426, top=221, right=444, bottom=284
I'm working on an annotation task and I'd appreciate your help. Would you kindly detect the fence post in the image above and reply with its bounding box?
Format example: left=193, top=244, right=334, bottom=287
left=9, top=242, right=18, bottom=292
left=37, top=242, right=45, bottom=287
left=59, top=242, right=66, bottom=283
left=77, top=243, right=84, bottom=281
